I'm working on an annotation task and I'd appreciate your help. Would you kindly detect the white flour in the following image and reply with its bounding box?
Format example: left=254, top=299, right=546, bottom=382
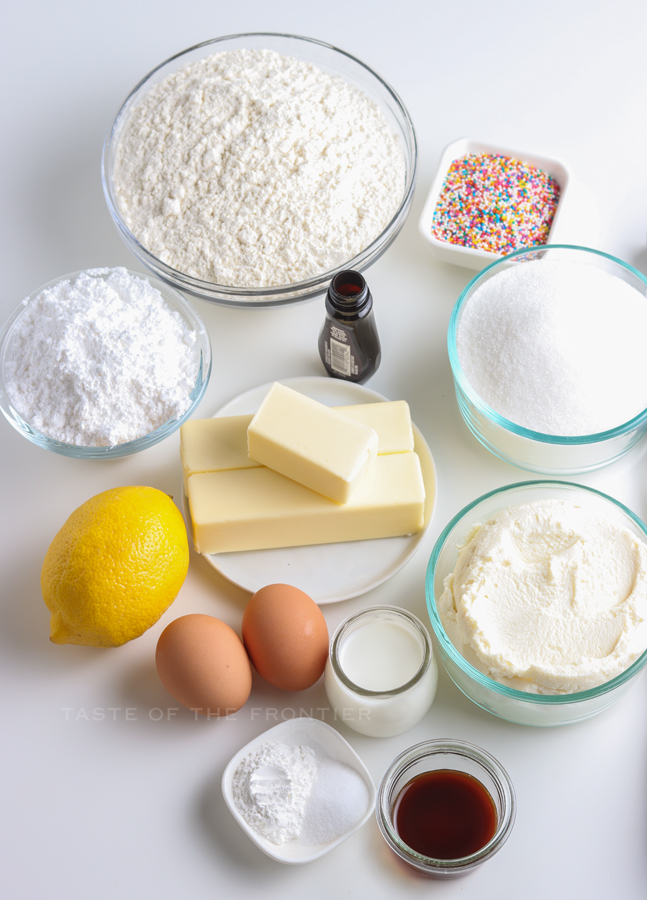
left=113, top=48, right=406, bottom=287
left=5, top=268, right=199, bottom=447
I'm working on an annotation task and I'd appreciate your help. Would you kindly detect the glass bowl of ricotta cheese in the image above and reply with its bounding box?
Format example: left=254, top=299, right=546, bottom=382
left=0, top=268, right=211, bottom=458
left=102, top=32, right=417, bottom=308
left=426, top=481, right=647, bottom=726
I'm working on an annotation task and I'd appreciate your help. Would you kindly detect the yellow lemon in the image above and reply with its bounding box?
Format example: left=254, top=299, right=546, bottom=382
left=41, top=486, right=189, bottom=647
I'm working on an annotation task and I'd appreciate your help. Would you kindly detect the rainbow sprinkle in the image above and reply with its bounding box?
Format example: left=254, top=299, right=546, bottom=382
left=431, top=153, right=561, bottom=255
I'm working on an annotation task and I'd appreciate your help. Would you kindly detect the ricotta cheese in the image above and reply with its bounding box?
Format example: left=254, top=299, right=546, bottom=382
left=438, top=499, right=647, bottom=694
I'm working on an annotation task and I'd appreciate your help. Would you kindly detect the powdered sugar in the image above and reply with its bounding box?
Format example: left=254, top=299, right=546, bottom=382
left=113, top=48, right=406, bottom=288
left=4, top=268, right=199, bottom=446
left=457, top=259, right=647, bottom=436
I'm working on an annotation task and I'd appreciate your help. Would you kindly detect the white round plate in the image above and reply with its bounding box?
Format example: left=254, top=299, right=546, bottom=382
left=186, top=377, right=437, bottom=603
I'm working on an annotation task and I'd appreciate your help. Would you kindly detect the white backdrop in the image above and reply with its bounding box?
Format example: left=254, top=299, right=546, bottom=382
left=2, top=2, right=647, bottom=898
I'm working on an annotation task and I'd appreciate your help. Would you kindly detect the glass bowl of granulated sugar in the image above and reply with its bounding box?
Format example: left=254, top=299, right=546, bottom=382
left=102, top=33, right=417, bottom=308
left=0, top=268, right=211, bottom=458
left=448, top=245, right=647, bottom=474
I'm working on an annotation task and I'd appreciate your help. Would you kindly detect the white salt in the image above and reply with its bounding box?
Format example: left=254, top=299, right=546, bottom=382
left=299, top=756, right=370, bottom=846
left=456, top=258, right=647, bottom=436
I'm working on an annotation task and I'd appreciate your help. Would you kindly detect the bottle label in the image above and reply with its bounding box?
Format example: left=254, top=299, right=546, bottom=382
left=330, top=336, right=352, bottom=376
left=323, top=321, right=361, bottom=378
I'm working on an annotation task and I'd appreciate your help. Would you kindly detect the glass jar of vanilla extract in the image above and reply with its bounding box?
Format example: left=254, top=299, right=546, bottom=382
left=318, top=270, right=381, bottom=384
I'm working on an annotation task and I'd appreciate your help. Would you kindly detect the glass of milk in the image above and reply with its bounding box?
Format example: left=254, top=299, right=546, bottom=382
left=324, top=606, right=437, bottom=737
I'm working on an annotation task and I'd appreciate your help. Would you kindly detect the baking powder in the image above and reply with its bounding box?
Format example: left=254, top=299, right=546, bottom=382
left=5, top=268, right=199, bottom=446
left=232, top=742, right=317, bottom=844
left=113, top=48, right=406, bottom=287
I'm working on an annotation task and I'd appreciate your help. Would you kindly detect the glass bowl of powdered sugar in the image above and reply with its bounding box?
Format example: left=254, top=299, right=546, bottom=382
left=0, top=267, right=211, bottom=458
left=448, top=244, right=647, bottom=474
left=102, top=33, right=417, bottom=308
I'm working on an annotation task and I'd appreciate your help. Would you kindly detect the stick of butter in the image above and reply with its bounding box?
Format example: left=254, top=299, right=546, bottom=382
left=247, top=383, right=379, bottom=504
left=187, top=451, right=425, bottom=554
left=180, top=415, right=258, bottom=493
left=337, top=400, right=413, bottom=455
left=180, top=400, right=414, bottom=495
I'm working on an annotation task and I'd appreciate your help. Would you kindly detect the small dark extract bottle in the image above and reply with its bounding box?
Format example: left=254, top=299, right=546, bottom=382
left=318, top=269, right=381, bottom=384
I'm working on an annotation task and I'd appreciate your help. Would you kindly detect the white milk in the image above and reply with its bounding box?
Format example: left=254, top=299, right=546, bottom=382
left=339, top=620, right=423, bottom=691
left=324, top=607, right=438, bottom=738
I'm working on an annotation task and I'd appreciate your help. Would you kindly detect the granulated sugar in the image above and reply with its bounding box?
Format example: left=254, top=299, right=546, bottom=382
left=5, top=268, right=199, bottom=446
left=113, top=48, right=405, bottom=288
left=457, top=259, right=647, bottom=436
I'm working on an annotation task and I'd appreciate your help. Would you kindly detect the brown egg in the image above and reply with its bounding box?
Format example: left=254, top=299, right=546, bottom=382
left=155, top=614, right=252, bottom=716
left=242, top=584, right=329, bottom=691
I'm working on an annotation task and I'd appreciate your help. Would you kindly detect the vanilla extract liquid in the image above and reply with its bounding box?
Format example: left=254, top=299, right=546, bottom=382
left=393, top=769, right=497, bottom=860
left=318, top=270, right=381, bottom=384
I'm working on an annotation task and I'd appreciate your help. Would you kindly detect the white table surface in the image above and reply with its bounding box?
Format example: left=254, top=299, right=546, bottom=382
left=2, top=2, right=647, bottom=898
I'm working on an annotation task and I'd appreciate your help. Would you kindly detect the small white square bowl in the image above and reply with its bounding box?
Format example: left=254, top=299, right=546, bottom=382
left=419, top=137, right=570, bottom=270
left=221, top=717, right=376, bottom=864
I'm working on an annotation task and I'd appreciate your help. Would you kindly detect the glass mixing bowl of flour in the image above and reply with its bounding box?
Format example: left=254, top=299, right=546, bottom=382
left=102, top=33, right=417, bottom=308
left=426, top=480, right=647, bottom=726
left=0, top=269, right=212, bottom=458
left=448, top=245, right=647, bottom=474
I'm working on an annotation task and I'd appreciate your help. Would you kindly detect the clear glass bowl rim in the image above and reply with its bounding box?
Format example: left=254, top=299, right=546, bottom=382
left=329, top=605, right=433, bottom=698
left=0, top=268, right=212, bottom=458
left=101, top=32, right=418, bottom=307
left=448, top=244, right=647, bottom=444
left=426, top=479, right=647, bottom=704
left=376, top=738, right=516, bottom=871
